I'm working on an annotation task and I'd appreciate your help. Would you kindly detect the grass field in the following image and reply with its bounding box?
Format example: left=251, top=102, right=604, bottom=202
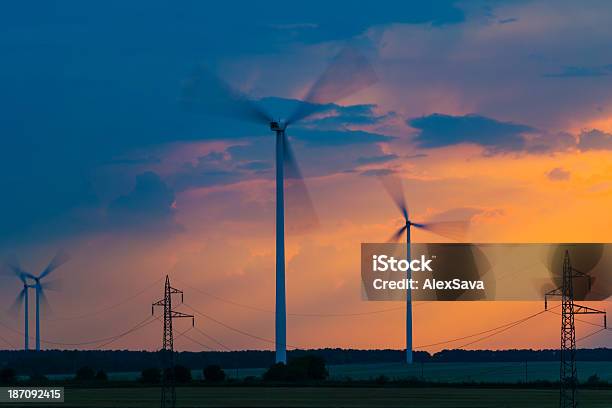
left=33, top=362, right=612, bottom=408
left=7, top=386, right=612, bottom=408
left=45, top=361, right=612, bottom=384
left=218, top=361, right=612, bottom=383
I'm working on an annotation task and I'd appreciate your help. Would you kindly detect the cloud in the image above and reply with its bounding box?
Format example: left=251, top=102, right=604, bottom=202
left=406, top=113, right=579, bottom=154
left=255, top=98, right=395, bottom=130
left=107, top=172, right=181, bottom=232
left=236, top=161, right=273, bottom=171
left=292, top=128, right=394, bottom=147
left=360, top=168, right=395, bottom=177
left=408, top=114, right=536, bottom=153
left=171, top=125, right=394, bottom=191
left=578, top=129, right=612, bottom=151
left=546, top=167, right=571, bottom=181
left=303, top=104, right=397, bottom=129
left=355, top=154, right=399, bottom=165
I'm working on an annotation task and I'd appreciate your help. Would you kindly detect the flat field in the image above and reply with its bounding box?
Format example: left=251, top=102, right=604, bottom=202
left=51, top=361, right=610, bottom=383
left=227, top=361, right=612, bottom=383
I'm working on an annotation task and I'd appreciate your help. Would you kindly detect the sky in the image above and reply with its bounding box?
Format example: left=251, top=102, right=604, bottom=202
left=1, top=0, right=612, bottom=353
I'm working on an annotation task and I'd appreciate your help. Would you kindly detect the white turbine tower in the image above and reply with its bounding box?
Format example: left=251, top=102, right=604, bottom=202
left=381, top=176, right=468, bottom=364
left=182, top=47, right=376, bottom=363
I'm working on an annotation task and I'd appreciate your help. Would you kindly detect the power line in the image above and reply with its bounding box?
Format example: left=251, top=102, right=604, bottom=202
left=193, top=326, right=232, bottom=351
left=182, top=302, right=302, bottom=349
left=178, top=332, right=214, bottom=351
left=0, top=332, right=14, bottom=348
left=47, top=276, right=165, bottom=322
left=413, top=306, right=559, bottom=350
left=92, top=317, right=158, bottom=350
left=174, top=277, right=425, bottom=317
left=547, top=308, right=612, bottom=331
left=576, top=328, right=609, bottom=344
left=0, top=315, right=156, bottom=347
left=455, top=310, right=549, bottom=349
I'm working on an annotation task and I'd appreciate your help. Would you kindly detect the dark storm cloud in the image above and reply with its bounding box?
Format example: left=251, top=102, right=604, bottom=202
left=408, top=114, right=536, bottom=152
left=407, top=114, right=581, bottom=154
left=107, top=172, right=182, bottom=232
left=577, top=129, right=612, bottom=151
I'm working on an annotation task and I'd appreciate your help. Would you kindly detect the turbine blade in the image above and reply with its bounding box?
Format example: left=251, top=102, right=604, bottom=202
left=413, top=220, right=469, bottom=242
left=37, top=285, right=52, bottom=316
left=426, top=244, right=491, bottom=300
left=41, top=279, right=62, bottom=292
left=180, top=65, right=272, bottom=125
left=283, top=134, right=319, bottom=234
left=3, top=255, right=31, bottom=282
left=388, top=225, right=408, bottom=243
left=286, top=47, right=377, bottom=125
left=39, top=250, right=70, bottom=279
left=9, top=288, right=26, bottom=315
left=379, top=175, right=408, bottom=219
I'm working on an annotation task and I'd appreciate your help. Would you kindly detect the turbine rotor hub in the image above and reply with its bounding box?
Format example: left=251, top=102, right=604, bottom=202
left=270, top=120, right=286, bottom=132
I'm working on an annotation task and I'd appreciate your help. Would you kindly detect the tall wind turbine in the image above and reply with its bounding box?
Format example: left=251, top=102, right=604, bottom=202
left=7, top=262, right=34, bottom=350
left=183, top=48, right=376, bottom=363
left=6, top=251, right=68, bottom=351
left=381, top=176, right=468, bottom=364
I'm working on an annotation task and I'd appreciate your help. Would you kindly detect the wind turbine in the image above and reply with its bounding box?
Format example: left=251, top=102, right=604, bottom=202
left=7, top=262, right=34, bottom=350
left=381, top=176, right=468, bottom=364
left=6, top=251, right=68, bottom=351
left=182, top=47, right=376, bottom=363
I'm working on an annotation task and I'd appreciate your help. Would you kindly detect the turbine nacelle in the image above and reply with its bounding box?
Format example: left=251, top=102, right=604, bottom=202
left=270, top=120, right=287, bottom=132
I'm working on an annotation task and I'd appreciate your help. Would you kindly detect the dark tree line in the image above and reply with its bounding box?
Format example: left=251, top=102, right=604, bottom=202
left=1, top=348, right=611, bottom=376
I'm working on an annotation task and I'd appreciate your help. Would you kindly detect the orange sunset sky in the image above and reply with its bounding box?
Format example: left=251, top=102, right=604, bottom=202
left=1, top=0, right=611, bottom=353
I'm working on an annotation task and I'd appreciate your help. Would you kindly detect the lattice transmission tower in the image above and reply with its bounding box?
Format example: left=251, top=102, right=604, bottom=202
left=545, top=250, right=606, bottom=408
left=152, top=275, right=194, bottom=408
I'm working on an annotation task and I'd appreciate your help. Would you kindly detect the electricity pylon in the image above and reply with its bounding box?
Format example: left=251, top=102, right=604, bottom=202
left=545, top=251, right=606, bottom=408
left=152, top=275, right=194, bottom=408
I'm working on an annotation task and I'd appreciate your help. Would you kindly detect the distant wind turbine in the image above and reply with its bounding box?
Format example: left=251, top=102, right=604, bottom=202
left=182, top=47, right=377, bottom=363
left=381, top=176, right=468, bottom=364
left=6, top=251, right=68, bottom=351
left=7, top=263, right=33, bottom=350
